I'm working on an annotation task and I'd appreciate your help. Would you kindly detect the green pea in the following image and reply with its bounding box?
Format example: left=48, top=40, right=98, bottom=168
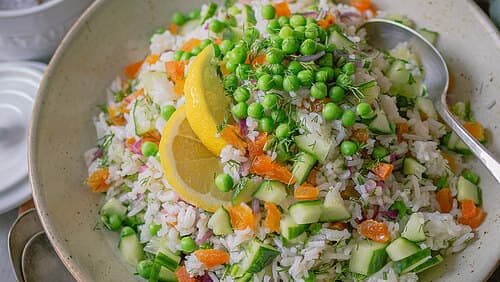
left=266, top=19, right=281, bottom=34
left=233, top=87, right=250, bottom=102
left=322, top=102, right=343, bottom=121
left=223, top=74, right=239, bottom=93
left=329, top=86, right=345, bottom=102
left=235, top=64, right=252, bottom=80
left=340, top=140, right=358, bottom=156
left=142, top=141, right=159, bottom=157
left=320, top=66, right=335, bottom=81
left=305, top=26, right=319, bottom=39
left=262, top=94, right=279, bottom=109
left=336, top=73, right=352, bottom=89
left=191, top=45, right=203, bottom=55
left=225, top=61, right=238, bottom=72
left=334, top=68, right=342, bottom=78
left=219, top=40, right=234, bottom=55
left=275, top=123, right=290, bottom=138
left=120, top=226, right=135, bottom=238
left=199, top=242, right=212, bottom=249
left=372, top=146, right=387, bottom=160
left=283, top=75, right=301, bottom=92
left=232, top=102, right=248, bottom=119
left=180, top=236, right=197, bottom=252
left=282, top=38, right=300, bottom=54
left=315, top=70, right=329, bottom=82
left=297, top=70, right=314, bottom=86
left=201, top=39, right=212, bottom=48
left=107, top=214, right=123, bottom=231
left=293, top=26, right=306, bottom=40
left=342, top=62, right=356, bottom=75
left=226, top=15, right=237, bottom=27
left=258, top=74, right=275, bottom=91
left=259, top=116, right=275, bottom=133
left=215, top=173, right=234, bottom=192
left=290, top=15, right=306, bottom=27
left=300, top=39, right=317, bottom=55
left=270, top=64, right=285, bottom=75
left=148, top=223, right=161, bottom=236
left=173, top=50, right=184, bottom=61
left=336, top=56, right=347, bottom=67
left=188, top=9, right=201, bottom=20
left=180, top=52, right=193, bottom=61
left=287, top=61, right=303, bottom=75
left=310, top=82, right=328, bottom=99
left=325, top=43, right=337, bottom=52
left=261, top=4, right=276, bottom=19
left=278, top=16, right=290, bottom=26
left=319, top=27, right=327, bottom=42
left=272, top=109, right=287, bottom=123
left=245, top=27, right=260, bottom=41
left=356, top=103, right=374, bottom=119
left=269, top=35, right=284, bottom=48
left=172, top=12, right=186, bottom=25
left=137, top=260, right=154, bottom=279
left=248, top=102, right=264, bottom=119
left=306, top=17, right=317, bottom=25
left=161, top=105, right=176, bottom=121
left=228, top=47, right=247, bottom=64
left=279, top=26, right=295, bottom=39
left=341, top=109, right=356, bottom=127
left=209, top=19, right=225, bottom=33
left=463, top=170, right=480, bottom=185
left=265, top=48, right=285, bottom=64
left=273, top=75, right=284, bottom=90
left=318, top=53, right=334, bottom=67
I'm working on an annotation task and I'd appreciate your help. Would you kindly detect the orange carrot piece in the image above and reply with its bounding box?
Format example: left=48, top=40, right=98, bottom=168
left=461, top=199, right=479, bottom=219
left=370, top=163, right=394, bottom=181
left=463, top=121, right=485, bottom=142
left=169, top=23, right=178, bottom=35
left=294, top=183, right=320, bottom=201
left=351, top=128, right=369, bottom=143
left=396, top=122, right=409, bottom=142
left=458, top=207, right=485, bottom=229
left=358, top=219, right=390, bottom=243
left=173, top=78, right=185, bottom=97
left=221, top=125, right=247, bottom=151
left=250, top=155, right=296, bottom=184
left=145, top=54, right=160, bottom=65
left=329, top=222, right=348, bottom=230
left=142, top=129, right=161, bottom=144
left=194, top=249, right=230, bottom=268
left=317, top=13, right=335, bottom=29
left=107, top=106, right=126, bottom=126
left=180, top=38, right=202, bottom=52
left=264, top=202, right=281, bottom=233
left=247, top=133, right=268, bottom=160
left=87, top=168, right=110, bottom=192
left=227, top=203, right=254, bottom=231
left=350, top=0, right=371, bottom=12
left=214, top=38, right=223, bottom=45
left=251, top=54, right=266, bottom=66
left=165, top=61, right=188, bottom=81
left=124, top=60, right=143, bottom=79
left=274, top=2, right=291, bottom=17
left=175, top=266, right=195, bottom=282
left=306, top=167, right=318, bottom=186
left=441, top=152, right=457, bottom=172
left=436, top=188, right=453, bottom=213
left=123, top=88, right=145, bottom=104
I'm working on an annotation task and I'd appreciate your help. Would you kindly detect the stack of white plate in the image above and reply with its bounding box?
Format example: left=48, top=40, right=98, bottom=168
left=0, top=62, right=46, bottom=214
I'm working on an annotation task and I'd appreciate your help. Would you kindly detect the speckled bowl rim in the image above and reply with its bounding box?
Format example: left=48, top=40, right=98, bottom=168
left=0, top=0, right=64, bottom=18
left=28, top=0, right=500, bottom=281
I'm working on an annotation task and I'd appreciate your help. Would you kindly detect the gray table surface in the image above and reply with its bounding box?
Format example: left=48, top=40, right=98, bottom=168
left=0, top=209, right=19, bottom=282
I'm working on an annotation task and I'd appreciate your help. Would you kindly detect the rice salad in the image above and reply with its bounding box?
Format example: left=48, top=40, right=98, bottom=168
left=84, top=1, right=488, bottom=281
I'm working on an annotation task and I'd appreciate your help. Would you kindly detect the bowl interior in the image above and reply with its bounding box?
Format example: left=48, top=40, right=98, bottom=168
left=30, top=0, right=500, bottom=281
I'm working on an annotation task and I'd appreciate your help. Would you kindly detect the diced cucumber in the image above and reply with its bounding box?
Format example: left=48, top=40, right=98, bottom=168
left=158, top=266, right=177, bottom=282
left=294, top=133, right=332, bottom=163
left=200, top=2, right=218, bottom=24
left=100, top=197, right=127, bottom=217
left=451, top=101, right=471, bottom=121
left=403, top=157, right=426, bottom=178
left=208, top=206, right=233, bottom=235
left=232, top=177, right=261, bottom=205
left=243, top=5, right=256, bottom=26
left=457, top=176, right=481, bottom=205
left=119, top=227, right=144, bottom=266
left=418, top=28, right=439, bottom=45
left=291, top=152, right=317, bottom=185
left=390, top=43, right=420, bottom=66
left=133, top=98, right=158, bottom=136
left=253, top=180, right=288, bottom=205
left=387, top=14, right=416, bottom=28
left=349, top=239, right=388, bottom=276
left=289, top=200, right=322, bottom=224
left=416, top=97, right=438, bottom=120
left=234, top=240, right=280, bottom=277
left=319, top=189, right=351, bottom=222
left=328, top=29, right=356, bottom=53
left=386, top=60, right=423, bottom=98
left=412, top=254, right=443, bottom=273
left=280, top=214, right=308, bottom=240
left=359, top=80, right=380, bottom=104
left=446, top=131, right=459, bottom=150
left=454, top=137, right=472, bottom=155
left=392, top=247, right=431, bottom=274
left=155, top=251, right=181, bottom=272
left=368, top=111, right=395, bottom=135
left=386, top=237, right=420, bottom=261
left=401, top=213, right=426, bottom=242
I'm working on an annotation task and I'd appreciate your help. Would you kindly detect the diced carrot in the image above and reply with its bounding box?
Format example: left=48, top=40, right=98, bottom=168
left=227, top=203, right=254, bottom=231
left=350, top=0, right=371, bottom=12
left=142, top=129, right=161, bottom=144
left=125, top=137, right=136, bottom=151
left=123, top=88, right=145, bottom=104
left=214, top=38, right=223, bottom=45
left=169, top=23, right=178, bottom=35
left=194, top=249, right=230, bottom=268
left=175, top=266, right=195, bottom=282
left=108, top=106, right=127, bottom=126
left=436, top=188, right=453, bottom=213
left=145, top=54, right=160, bottom=65
left=463, top=121, right=485, bottom=142
left=251, top=54, right=266, bottom=66
left=250, top=155, right=296, bottom=184
left=264, top=202, right=281, bottom=233
left=419, top=110, right=429, bottom=121
left=369, top=6, right=377, bottom=16
left=274, top=2, right=291, bottom=17
left=165, top=61, right=188, bottom=82
left=173, top=78, right=185, bottom=97
left=396, top=122, right=409, bottom=142
left=458, top=207, right=485, bottom=229
left=124, top=60, right=143, bottom=79
left=329, top=222, right=348, bottom=230
left=301, top=97, right=330, bottom=113
left=358, top=219, right=390, bottom=243
left=461, top=199, right=479, bottom=219
left=441, top=152, right=457, bottom=172
left=351, top=128, right=368, bottom=143
left=180, top=38, right=202, bottom=52
left=294, top=183, right=320, bottom=201
left=221, top=125, right=247, bottom=151
left=247, top=133, right=268, bottom=160
left=306, top=167, right=318, bottom=186
left=317, top=13, right=335, bottom=29
left=370, top=163, right=394, bottom=181
left=87, top=168, right=110, bottom=192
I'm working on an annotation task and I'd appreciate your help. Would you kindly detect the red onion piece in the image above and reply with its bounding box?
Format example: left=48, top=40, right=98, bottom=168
left=200, top=272, right=213, bottom=282
left=385, top=209, right=399, bottom=220
left=139, top=165, right=148, bottom=173
left=294, top=51, right=325, bottom=62
left=137, top=193, right=145, bottom=201
left=375, top=180, right=386, bottom=189
left=252, top=198, right=260, bottom=215
left=390, top=152, right=398, bottom=163
left=298, top=11, right=318, bottom=18
left=238, top=118, right=248, bottom=136
left=239, top=160, right=251, bottom=176
left=93, top=148, right=103, bottom=161
left=130, top=139, right=143, bottom=155
left=196, top=230, right=213, bottom=245
left=371, top=205, right=380, bottom=220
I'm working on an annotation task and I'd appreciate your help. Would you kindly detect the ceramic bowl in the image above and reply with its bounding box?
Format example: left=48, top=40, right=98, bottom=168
left=29, top=0, right=500, bottom=281
left=0, top=0, right=93, bottom=61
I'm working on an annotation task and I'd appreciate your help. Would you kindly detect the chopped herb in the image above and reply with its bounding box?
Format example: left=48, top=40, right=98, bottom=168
left=408, top=73, right=416, bottom=85
left=389, top=200, right=411, bottom=220
left=97, top=104, right=108, bottom=114
left=113, top=90, right=127, bottom=102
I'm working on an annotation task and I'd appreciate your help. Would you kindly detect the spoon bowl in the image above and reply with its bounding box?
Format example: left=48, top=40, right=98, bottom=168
left=362, top=18, right=500, bottom=183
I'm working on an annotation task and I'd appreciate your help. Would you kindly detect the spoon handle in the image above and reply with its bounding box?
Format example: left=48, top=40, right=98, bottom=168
left=437, top=100, right=500, bottom=184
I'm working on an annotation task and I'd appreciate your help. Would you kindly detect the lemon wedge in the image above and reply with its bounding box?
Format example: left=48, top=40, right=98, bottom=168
left=159, top=106, right=232, bottom=212
left=184, top=45, right=230, bottom=156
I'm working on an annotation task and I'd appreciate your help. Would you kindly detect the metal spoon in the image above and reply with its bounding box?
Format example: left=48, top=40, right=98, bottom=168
left=361, top=18, right=500, bottom=184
